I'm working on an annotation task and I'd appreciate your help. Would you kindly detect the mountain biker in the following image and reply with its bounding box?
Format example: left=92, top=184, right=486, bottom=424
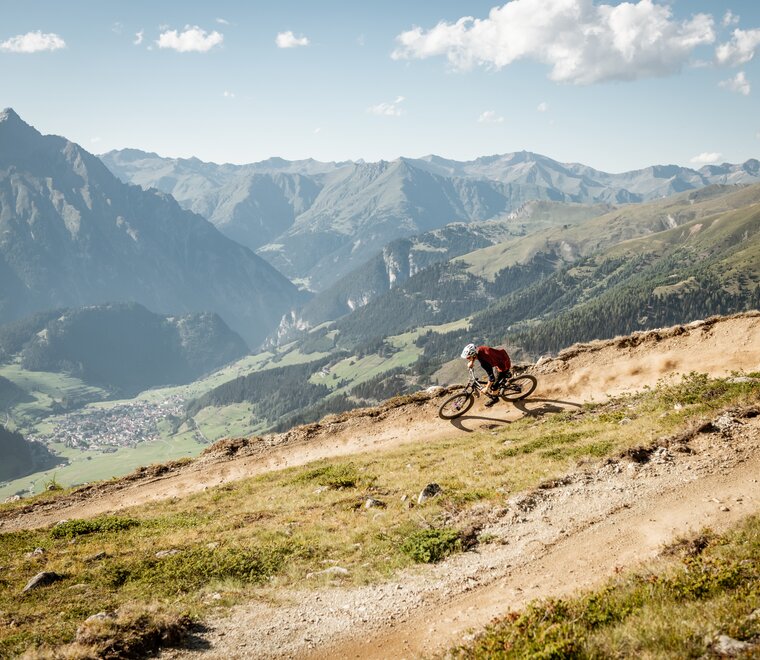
left=461, top=343, right=512, bottom=407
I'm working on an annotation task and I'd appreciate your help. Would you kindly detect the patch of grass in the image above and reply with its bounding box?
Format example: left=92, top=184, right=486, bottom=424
left=294, top=462, right=366, bottom=490
left=450, top=516, right=760, bottom=659
left=648, top=371, right=760, bottom=413
left=495, top=430, right=597, bottom=458
left=543, top=439, right=615, bottom=460
left=50, top=516, right=140, bottom=539
left=105, top=542, right=306, bottom=595
left=401, top=528, right=461, bottom=563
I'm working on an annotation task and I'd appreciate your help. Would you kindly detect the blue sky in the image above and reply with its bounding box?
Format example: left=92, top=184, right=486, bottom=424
left=1, top=1, right=759, bottom=171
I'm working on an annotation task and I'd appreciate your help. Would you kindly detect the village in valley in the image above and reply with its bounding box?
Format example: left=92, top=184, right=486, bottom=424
left=30, top=396, right=186, bottom=451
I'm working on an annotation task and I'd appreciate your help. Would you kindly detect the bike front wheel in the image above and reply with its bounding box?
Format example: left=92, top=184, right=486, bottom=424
left=438, top=391, right=475, bottom=419
left=500, top=375, right=538, bottom=401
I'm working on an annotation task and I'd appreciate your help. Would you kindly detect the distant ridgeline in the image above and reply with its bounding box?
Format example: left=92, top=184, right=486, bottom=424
left=0, top=303, right=248, bottom=396
left=101, top=147, right=760, bottom=293
left=0, top=425, right=64, bottom=483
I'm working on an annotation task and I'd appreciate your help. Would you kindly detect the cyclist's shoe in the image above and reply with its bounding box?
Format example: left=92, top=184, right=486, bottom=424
left=484, top=396, right=498, bottom=407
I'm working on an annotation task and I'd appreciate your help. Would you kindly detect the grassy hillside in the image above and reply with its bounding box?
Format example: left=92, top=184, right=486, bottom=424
left=459, top=183, right=760, bottom=279
left=1, top=372, right=758, bottom=658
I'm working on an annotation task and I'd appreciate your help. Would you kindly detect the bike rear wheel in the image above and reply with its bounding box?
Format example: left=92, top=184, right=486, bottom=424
left=499, top=374, right=538, bottom=401
left=438, top=391, right=475, bottom=419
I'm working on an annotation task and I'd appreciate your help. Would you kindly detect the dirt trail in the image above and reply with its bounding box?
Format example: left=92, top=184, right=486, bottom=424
left=309, top=441, right=760, bottom=660
left=5, top=313, right=760, bottom=658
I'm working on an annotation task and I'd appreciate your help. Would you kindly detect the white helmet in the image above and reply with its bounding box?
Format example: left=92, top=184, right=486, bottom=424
left=461, top=343, right=477, bottom=359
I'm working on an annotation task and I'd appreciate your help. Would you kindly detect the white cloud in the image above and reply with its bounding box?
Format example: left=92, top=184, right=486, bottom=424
left=690, top=152, right=723, bottom=165
left=537, top=101, right=549, bottom=112
left=276, top=31, right=310, bottom=48
left=722, top=11, right=740, bottom=28
left=112, top=22, right=123, bottom=34
left=223, top=90, right=235, bottom=99
left=478, top=110, right=504, bottom=123
left=216, top=18, right=230, bottom=26
left=157, top=26, right=223, bottom=53
left=719, top=71, right=750, bottom=95
left=716, top=28, right=760, bottom=66
left=314, top=127, right=322, bottom=134
left=392, top=0, right=716, bottom=85
left=90, top=137, right=102, bottom=144
left=134, top=30, right=144, bottom=46
left=367, top=96, right=405, bottom=116
left=1, top=31, right=66, bottom=53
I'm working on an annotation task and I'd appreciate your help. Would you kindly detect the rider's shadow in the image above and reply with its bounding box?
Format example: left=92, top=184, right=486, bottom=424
left=447, top=397, right=582, bottom=432
left=513, top=398, right=582, bottom=418
left=449, top=413, right=511, bottom=433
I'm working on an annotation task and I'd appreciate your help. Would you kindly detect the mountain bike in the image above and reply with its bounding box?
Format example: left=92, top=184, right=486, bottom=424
left=438, top=368, right=538, bottom=419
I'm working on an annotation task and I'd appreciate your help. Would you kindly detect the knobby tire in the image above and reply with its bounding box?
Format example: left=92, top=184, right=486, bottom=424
left=438, top=392, right=475, bottom=419
left=500, top=374, right=538, bottom=401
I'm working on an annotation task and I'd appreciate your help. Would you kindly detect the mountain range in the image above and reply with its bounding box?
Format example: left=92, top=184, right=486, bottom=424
left=0, top=108, right=300, bottom=346
left=101, top=148, right=760, bottom=291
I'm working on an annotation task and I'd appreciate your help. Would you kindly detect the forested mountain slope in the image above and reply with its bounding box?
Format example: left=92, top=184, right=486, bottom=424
left=327, top=184, right=760, bottom=349
left=0, top=303, right=248, bottom=395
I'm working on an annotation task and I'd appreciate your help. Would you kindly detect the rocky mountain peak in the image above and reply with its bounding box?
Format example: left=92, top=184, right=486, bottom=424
left=0, top=107, right=21, bottom=123
left=0, top=107, right=40, bottom=137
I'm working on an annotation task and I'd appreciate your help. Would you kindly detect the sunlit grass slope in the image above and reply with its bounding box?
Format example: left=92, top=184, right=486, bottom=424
left=1, top=373, right=759, bottom=658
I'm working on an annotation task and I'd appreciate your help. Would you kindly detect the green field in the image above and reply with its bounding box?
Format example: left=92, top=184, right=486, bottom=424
left=308, top=318, right=470, bottom=394
left=0, top=433, right=204, bottom=500
left=0, top=363, right=111, bottom=433
left=192, top=402, right=266, bottom=442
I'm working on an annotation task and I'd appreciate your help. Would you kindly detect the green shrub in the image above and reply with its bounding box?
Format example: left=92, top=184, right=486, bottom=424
left=295, top=463, right=363, bottom=489
left=50, top=516, right=140, bottom=539
left=401, top=528, right=461, bottom=563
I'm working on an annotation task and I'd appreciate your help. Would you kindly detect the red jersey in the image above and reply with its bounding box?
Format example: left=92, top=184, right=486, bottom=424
left=476, top=346, right=511, bottom=372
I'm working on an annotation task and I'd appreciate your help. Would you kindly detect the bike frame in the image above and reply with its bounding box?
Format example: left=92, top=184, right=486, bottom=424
left=465, top=368, right=489, bottom=395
